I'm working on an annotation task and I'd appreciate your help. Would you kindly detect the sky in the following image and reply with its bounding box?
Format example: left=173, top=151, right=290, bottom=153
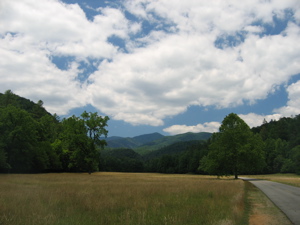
left=1, top=0, right=300, bottom=137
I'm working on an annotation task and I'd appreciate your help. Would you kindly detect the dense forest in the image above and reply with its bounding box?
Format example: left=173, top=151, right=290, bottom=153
left=1, top=91, right=300, bottom=175
left=101, top=116, right=300, bottom=175
left=252, top=117, right=300, bottom=174
left=98, top=115, right=300, bottom=175
left=0, top=90, right=109, bottom=173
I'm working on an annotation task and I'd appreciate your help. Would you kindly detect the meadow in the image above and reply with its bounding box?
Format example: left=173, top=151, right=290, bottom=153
left=0, top=173, right=247, bottom=225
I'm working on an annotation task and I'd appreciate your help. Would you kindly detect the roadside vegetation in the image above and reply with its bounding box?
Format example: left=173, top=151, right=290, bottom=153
left=0, top=173, right=248, bottom=225
left=246, top=182, right=292, bottom=225
left=244, top=173, right=300, bottom=188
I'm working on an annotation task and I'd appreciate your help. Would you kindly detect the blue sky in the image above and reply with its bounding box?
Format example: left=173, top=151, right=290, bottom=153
left=1, top=0, right=300, bottom=137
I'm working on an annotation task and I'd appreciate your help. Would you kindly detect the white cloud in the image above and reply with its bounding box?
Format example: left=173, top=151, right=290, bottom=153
left=88, top=23, right=300, bottom=124
left=163, top=112, right=284, bottom=135
left=0, top=33, right=86, bottom=114
left=163, top=122, right=221, bottom=135
left=1, top=0, right=300, bottom=126
left=275, top=80, right=300, bottom=116
left=0, top=0, right=134, bottom=115
left=238, top=113, right=282, bottom=128
left=244, top=25, right=265, bottom=34
left=0, top=0, right=135, bottom=58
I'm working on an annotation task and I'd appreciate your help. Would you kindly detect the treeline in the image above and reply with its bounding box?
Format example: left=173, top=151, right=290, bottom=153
left=99, top=117, right=300, bottom=175
left=99, top=140, right=208, bottom=174
left=1, top=91, right=300, bottom=175
left=0, top=90, right=109, bottom=173
left=252, top=117, right=300, bottom=174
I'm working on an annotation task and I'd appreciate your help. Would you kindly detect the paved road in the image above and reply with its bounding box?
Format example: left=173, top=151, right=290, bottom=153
left=240, top=177, right=300, bottom=225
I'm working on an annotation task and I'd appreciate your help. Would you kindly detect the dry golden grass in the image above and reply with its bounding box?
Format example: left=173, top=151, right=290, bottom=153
left=0, top=173, right=247, bottom=225
left=244, top=174, right=300, bottom=188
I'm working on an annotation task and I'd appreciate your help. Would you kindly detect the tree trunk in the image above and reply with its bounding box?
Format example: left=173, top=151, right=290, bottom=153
left=235, top=173, right=238, bottom=179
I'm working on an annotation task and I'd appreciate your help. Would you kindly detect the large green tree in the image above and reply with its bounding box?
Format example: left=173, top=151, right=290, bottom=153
left=59, top=112, right=109, bottom=173
left=201, top=113, right=265, bottom=179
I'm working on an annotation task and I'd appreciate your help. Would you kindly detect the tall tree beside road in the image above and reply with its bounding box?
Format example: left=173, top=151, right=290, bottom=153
left=201, top=113, right=265, bottom=179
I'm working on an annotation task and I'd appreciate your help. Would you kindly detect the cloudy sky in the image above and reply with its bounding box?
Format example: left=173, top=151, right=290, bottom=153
left=1, top=0, right=300, bottom=137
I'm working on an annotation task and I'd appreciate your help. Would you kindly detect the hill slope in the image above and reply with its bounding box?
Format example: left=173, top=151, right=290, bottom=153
left=143, top=140, right=207, bottom=160
left=105, top=132, right=164, bottom=149
left=0, top=90, right=51, bottom=119
left=105, top=132, right=212, bottom=155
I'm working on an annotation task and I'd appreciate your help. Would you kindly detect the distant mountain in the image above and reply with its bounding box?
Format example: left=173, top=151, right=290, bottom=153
left=135, top=132, right=212, bottom=155
left=104, top=131, right=212, bottom=155
left=132, top=132, right=164, bottom=144
left=105, top=132, right=164, bottom=149
left=143, top=140, right=207, bottom=160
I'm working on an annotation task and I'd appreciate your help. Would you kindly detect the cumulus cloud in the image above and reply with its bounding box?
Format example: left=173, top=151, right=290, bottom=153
left=1, top=0, right=300, bottom=126
left=275, top=80, right=300, bottom=116
left=0, top=33, right=85, bottom=114
left=163, top=113, right=284, bottom=135
left=163, top=122, right=221, bottom=135
left=86, top=0, right=300, bottom=125
left=0, top=0, right=135, bottom=114
left=88, top=23, right=300, bottom=125
left=238, top=113, right=282, bottom=128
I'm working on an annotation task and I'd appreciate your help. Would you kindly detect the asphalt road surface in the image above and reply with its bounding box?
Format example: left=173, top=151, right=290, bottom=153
left=240, top=177, right=300, bottom=225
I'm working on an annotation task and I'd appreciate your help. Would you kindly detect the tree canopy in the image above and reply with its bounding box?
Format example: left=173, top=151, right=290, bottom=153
left=201, top=113, right=265, bottom=178
left=1, top=91, right=300, bottom=175
left=0, top=91, right=109, bottom=173
left=59, top=112, right=109, bottom=173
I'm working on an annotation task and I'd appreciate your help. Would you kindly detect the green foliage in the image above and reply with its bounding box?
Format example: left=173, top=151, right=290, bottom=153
left=100, top=148, right=144, bottom=172
left=134, top=132, right=211, bottom=155
left=201, top=113, right=265, bottom=178
left=0, top=90, right=109, bottom=173
left=145, top=140, right=209, bottom=174
left=2, top=90, right=300, bottom=175
left=252, top=114, right=300, bottom=174
left=99, top=140, right=209, bottom=174
left=291, top=145, right=300, bottom=174
left=105, top=133, right=164, bottom=149
left=0, top=90, right=51, bottom=119
left=0, top=105, right=39, bottom=172
left=0, top=148, right=10, bottom=171
left=59, top=113, right=109, bottom=173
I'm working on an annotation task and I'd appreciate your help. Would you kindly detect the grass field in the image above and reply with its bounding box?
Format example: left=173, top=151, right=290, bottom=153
left=0, top=173, right=248, bottom=225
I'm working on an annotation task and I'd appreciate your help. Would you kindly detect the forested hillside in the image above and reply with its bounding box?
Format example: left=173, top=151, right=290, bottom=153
left=100, top=116, right=300, bottom=175
left=134, top=132, right=211, bottom=155
left=0, top=90, right=51, bottom=119
left=104, top=132, right=164, bottom=149
left=100, top=140, right=208, bottom=174
left=251, top=116, right=300, bottom=174
left=0, top=90, right=109, bottom=173
left=1, top=91, right=299, bottom=175
left=104, top=132, right=211, bottom=154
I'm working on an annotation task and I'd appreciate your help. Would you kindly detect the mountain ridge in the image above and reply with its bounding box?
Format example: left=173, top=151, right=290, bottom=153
left=104, top=131, right=212, bottom=154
